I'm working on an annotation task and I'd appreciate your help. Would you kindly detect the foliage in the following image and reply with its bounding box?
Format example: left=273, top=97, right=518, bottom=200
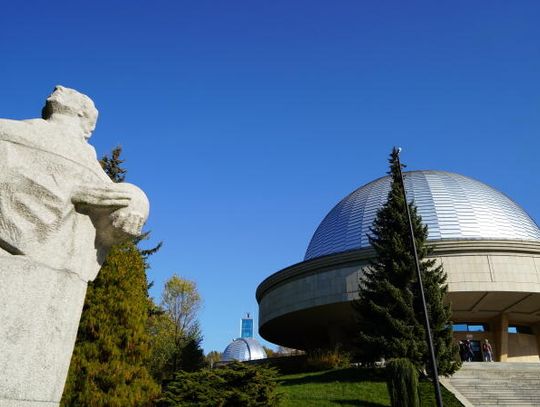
left=159, top=362, right=282, bottom=407
left=100, top=145, right=162, bottom=265
left=161, top=275, right=202, bottom=339
left=148, top=275, right=204, bottom=382
left=61, top=147, right=160, bottom=405
left=136, top=231, right=163, bottom=266
left=205, top=350, right=223, bottom=368
left=386, top=358, right=420, bottom=407
left=353, top=147, right=459, bottom=375
left=61, top=243, right=160, bottom=406
left=305, top=347, right=351, bottom=371
left=147, top=310, right=177, bottom=382
left=277, top=346, right=303, bottom=356
left=179, top=336, right=206, bottom=372
left=416, top=260, right=460, bottom=376
left=100, top=145, right=127, bottom=182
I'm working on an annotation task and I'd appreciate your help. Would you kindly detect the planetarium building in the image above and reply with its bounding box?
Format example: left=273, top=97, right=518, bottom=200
left=256, top=171, right=540, bottom=362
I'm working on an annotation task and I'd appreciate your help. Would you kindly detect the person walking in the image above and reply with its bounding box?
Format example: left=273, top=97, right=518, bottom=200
left=482, top=339, right=493, bottom=362
left=464, top=339, right=474, bottom=362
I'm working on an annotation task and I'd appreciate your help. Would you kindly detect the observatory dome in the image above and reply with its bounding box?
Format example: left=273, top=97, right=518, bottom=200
left=221, top=338, right=267, bottom=362
left=305, top=171, right=540, bottom=261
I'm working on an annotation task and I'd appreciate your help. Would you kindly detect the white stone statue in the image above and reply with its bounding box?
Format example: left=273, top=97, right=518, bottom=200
left=0, top=86, right=149, bottom=406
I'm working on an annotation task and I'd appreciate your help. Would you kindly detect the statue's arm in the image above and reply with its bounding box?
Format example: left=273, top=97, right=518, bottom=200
left=71, top=185, right=131, bottom=209
left=71, top=182, right=149, bottom=246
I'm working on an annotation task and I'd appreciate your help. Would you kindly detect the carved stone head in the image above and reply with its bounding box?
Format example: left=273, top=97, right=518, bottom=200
left=41, top=85, right=99, bottom=139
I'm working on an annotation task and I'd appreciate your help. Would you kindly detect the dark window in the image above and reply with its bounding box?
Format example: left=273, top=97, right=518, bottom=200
left=508, top=325, right=533, bottom=335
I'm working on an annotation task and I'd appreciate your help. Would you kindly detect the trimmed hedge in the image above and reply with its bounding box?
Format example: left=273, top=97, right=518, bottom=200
left=386, top=358, right=420, bottom=407
left=159, top=362, right=281, bottom=407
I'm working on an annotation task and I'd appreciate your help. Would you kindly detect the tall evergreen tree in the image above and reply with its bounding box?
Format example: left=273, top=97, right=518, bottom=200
left=178, top=336, right=206, bottom=372
left=61, top=148, right=160, bottom=406
left=353, top=147, right=459, bottom=375
left=415, top=242, right=460, bottom=375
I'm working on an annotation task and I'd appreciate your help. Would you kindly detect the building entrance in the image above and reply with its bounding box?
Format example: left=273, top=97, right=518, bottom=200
left=470, top=340, right=483, bottom=362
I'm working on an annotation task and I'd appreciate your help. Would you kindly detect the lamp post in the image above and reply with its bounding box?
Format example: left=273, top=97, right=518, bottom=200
left=396, top=148, right=444, bottom=407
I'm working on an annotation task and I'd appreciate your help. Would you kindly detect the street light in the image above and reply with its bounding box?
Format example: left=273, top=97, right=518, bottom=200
left=396, top=148, right=444, bottom=407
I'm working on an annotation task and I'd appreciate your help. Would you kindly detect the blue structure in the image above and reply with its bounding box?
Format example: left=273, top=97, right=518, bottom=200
left=241, top=313, right=254, bottom=339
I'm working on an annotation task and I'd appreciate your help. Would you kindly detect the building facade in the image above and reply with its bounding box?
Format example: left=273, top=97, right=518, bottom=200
left=257, top=171, right=540, bottom=362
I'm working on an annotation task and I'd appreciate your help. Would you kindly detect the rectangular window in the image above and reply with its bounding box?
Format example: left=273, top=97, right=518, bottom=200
left=451, top=322, right=488, bottom=332
left=241, top=318, right=253, bottom=338
left=468, top=324, right=486, bottom=332
left=453, top=323, right=468, bottom=332
left=508, top=325, right=533, bottom=335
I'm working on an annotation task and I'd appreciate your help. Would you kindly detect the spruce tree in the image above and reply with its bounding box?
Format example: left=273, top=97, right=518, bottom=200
left=100, top=145, right=127, bottom=182
left=416, top=246, right=460, bottom=375
left=61, top=148, right=160, bottom=406
left=353, top=147, right=459, bottom=375
left=178, top=336, right=206, bottom=372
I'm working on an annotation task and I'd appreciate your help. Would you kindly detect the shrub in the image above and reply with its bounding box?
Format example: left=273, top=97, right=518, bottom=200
left=386, top=358, right=420, bottom=407
left=159, top=362, right=281, bottom=407
left=305, top=347, right=351, bottom=371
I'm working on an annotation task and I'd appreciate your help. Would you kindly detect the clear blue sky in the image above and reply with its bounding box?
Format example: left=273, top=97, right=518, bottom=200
left=1, top=1, right=539, bottom=353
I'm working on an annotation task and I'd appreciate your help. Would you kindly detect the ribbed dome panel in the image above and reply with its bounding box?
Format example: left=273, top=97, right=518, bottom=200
left=221, top=338, right=267, bottom=362
left=305, top=171, right=540, bottom=260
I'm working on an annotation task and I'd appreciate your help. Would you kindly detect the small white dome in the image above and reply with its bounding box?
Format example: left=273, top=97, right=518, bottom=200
left=221, top=338, right=267, bottom=362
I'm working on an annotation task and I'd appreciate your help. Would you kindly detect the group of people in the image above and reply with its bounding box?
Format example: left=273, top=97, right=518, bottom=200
left=459, top=338, right=493, bottom=362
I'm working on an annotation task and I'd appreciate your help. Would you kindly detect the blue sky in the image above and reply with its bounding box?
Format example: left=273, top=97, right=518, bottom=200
left=1, top=1, right=539, bottom=353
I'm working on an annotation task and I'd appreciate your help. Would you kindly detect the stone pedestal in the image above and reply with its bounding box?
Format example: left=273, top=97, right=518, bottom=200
left=0, top=257, right=87, bottom=406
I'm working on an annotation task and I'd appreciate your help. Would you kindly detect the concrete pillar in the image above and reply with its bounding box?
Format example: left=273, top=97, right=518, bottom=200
left=534, top=323, right=540, bottom=362
left=494, top=313, right=509, bottom=362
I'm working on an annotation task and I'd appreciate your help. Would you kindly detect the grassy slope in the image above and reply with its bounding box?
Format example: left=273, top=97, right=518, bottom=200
left=278, top=368, right=463, bottom=407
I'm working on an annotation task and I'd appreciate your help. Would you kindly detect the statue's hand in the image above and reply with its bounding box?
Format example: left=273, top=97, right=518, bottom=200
left=76, top=182, right=149, bottom=247
left=110, top=210, right=146, bottom=237
left=72, top=185, right=131, bottom=209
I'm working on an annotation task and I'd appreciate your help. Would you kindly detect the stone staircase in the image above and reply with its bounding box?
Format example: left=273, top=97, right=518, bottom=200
left=442, top=363, right=540, bottom=406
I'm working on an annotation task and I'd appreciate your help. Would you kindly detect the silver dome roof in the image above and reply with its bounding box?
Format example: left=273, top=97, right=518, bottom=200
left=305, top=171, right=540, bottom=261
left=221, top=338, right=267, bottom=362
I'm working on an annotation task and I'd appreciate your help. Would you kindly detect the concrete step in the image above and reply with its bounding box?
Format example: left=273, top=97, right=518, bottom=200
left=441, top=362, right=540, bottom=407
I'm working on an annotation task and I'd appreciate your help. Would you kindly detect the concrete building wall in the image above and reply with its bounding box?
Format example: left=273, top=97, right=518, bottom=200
left=508, top=334, right=539, bottom=362
left=257, top=240, right=540, bottom=361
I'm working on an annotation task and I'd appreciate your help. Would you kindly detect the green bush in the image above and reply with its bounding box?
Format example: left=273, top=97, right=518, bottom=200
left=386, top=358, right=420, bottom=407
left=305, top=347, right=351, bottom=371
left=159, top=362, right=282, bottom=407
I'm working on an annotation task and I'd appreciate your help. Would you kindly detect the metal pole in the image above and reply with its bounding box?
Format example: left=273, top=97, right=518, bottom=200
left=396, top=149, right=444, bottom=407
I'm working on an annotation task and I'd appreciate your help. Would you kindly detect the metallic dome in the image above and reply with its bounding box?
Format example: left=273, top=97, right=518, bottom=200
left=221, top=338, right=267, bottom=362
left=305, top=171, right=540, bottom=260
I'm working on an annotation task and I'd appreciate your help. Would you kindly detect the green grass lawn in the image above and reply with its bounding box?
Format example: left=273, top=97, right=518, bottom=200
left=278, top=368, right=463, bottom=407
